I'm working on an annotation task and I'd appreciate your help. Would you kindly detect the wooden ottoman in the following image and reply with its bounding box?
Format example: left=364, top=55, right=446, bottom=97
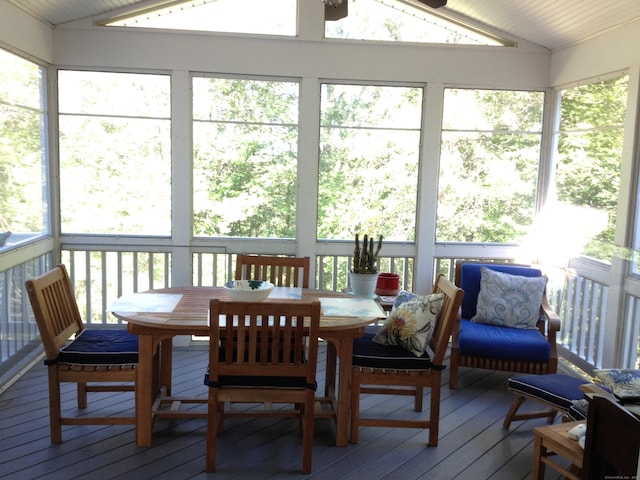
left=503, top=373, right=590, bottom=428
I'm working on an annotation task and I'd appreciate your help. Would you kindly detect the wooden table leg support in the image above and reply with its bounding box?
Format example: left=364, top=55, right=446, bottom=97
left=532, top=421, right=584, bottom=480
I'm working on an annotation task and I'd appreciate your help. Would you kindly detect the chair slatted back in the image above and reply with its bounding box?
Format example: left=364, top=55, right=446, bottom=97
left=235, top=254, right=310, bottom=288
left=25, top=264, right=83, bottom=361
left=429, top=274, right=465, bottom=366
left=209, top=299, right=320, bottom=384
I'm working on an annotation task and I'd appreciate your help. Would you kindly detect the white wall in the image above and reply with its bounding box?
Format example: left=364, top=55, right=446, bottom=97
left=0, top=0, right=52, bottom=63
left=47, top=0, right=550, bottom=91
left=52, top=27, right=550, bottom=89
left=551, top=18, right=640, bottom=86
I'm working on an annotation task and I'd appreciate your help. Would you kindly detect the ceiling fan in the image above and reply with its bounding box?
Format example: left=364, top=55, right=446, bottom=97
left=325, top=0, right=447, bottom=21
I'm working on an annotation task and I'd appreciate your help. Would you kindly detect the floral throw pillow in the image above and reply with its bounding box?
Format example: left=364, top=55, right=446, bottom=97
left=471, top=267, right=548, bottom=329
left=595, top=369, right=640, bottom=403
left=373, top=292, right=445, bottom=357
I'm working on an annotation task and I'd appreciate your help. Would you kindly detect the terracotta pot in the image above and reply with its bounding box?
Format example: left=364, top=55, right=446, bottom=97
left=375, top=272, right=400, bottom=296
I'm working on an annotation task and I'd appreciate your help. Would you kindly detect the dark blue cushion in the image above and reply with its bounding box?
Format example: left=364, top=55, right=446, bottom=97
left=508, top=374, right=590, bottom=410
left=352, top=331, right=441, bottom=370
left=458, top=319, right=550, bottom=362
left=204, top=374, right=315, bottom=390
left=56, top=329, right=138, bottom=365
left=566, top=400, right=589, bottom=421
left=460, top=263, right=542, bottom=319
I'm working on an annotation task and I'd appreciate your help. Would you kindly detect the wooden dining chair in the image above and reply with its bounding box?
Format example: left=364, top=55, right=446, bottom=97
left=235, top=254, right=310, bottom=288
left=205, top=299, right=321, bottom=474
left=25, top=264, right=138, bottom=443
left=349, top=274, right=464, bottom=446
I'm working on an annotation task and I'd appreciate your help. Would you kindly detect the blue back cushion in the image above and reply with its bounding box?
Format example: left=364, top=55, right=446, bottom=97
left=459, top=263, right=542, bottom=320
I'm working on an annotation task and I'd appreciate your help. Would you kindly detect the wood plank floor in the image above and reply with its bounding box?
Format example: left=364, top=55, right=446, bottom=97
left=0, top=343, right=570, bottom=480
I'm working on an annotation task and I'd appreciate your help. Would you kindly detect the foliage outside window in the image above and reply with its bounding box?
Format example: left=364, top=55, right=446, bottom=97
left=325, top=0, right=505, bottom=45
left=58, top=71, right=171, bottom=235
left=318, top=83, right=422, bottom=242
left=192, top=77, right=299, bottom=238
left=553, top=75, right=628, bottom=264
left=437, top=89, right=544, bottom=243
left=0, top=48, right=49, bottom=248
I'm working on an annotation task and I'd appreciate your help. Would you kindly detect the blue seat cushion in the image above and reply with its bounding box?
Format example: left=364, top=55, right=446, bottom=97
left=352, top=331, right=442, bottom=370
left=566, top=399, right=589, bottom=421
left=508, top=374, right=590, bottom=410
left=205, top=374, right=316, bottom=390
left=56, top=329, right=138, bottom=365
left=458, top=319, right=550, bottom=362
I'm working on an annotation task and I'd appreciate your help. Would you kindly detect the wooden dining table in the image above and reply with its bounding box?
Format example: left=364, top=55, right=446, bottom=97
left=110, top=286, right=385, bottom=448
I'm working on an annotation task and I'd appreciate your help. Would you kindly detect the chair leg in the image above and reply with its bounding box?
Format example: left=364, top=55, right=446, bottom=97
left=428, top=379, right=441, bottom=447
left=449, top=347, right=459, bottom=389
left=414, top=385, right=424, bottom=411
left=503, top=395, right=558, bottom=429
left=206, top=389, right=219, bottom=473
left=217, top=401, right=225, bottom=433
left=77, top=382, right=88, bottom=409
left=48, top=368, right=63, bottom=444
left=350, top=368, right=361, bottom=444
left=301, top=392, right=314, bottom=474
left=504, top=396, right=526, bottom=429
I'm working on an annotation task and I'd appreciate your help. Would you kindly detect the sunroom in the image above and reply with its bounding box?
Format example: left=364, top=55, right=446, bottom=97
left=1, top=0, right=640, bottom=474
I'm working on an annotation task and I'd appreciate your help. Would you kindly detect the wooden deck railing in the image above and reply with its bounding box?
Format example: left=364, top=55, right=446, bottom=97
left=2, top=246, right=638, bottom=384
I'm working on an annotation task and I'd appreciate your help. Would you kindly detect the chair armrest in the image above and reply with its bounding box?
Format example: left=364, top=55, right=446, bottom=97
left=539, top=293, right=561, bottom=338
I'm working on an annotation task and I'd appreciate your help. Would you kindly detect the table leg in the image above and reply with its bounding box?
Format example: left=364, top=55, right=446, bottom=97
left=136, top=335, right=155, bottom=447
left=324, top=341, right=337, bottom=398
left=532, top=434, right=545, bottom=480
left=335, top=338, right=353, bottom=447
left=159, top=337, right=173, bottom=396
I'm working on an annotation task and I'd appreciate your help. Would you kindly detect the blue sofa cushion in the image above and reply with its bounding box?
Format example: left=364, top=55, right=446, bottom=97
left=459, top=263, right=542, bottom=320
left=353, top=330, right=442, bottom=370
left=458, top=319, right=550, bottom=362
left=55, top=329, right=138, bottom=365
left=508, top=373, right=590, bottom=410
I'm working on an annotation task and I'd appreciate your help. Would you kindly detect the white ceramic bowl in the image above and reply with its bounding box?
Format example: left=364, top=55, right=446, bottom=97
left=223, top=280, right=274, bottom=301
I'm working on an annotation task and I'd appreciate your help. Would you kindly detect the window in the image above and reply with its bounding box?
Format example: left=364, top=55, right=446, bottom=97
left=437, top=88, right=544, bottom=243
left=192, top=76, right=299, bottom=238
left=0, top=48, right=49, bottom=248
left=325, top=0, right=510, bottom=46
left=553, top=75, right=628, bottom=264
left=318, top=83, right=422, bottom=241
left=102, top=0, right=296, bottom=37
left=58, top=71, right=171, bottom=235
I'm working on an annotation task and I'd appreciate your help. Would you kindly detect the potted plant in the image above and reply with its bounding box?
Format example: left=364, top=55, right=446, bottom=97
left=350, top=233, right=383, bottom=297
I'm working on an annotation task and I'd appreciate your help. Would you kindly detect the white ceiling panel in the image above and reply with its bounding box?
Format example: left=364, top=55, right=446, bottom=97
left=7, top=0, right=640, bottom=51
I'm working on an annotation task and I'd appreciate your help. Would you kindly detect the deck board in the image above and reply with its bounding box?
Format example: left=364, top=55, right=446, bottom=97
left=0, top=343, right=568, bottom=479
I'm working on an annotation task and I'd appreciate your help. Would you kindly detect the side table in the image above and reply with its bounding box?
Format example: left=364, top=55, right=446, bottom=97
left=532, top=420, right=584, bottom=480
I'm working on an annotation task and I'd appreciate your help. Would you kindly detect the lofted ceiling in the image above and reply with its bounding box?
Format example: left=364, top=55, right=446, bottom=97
left=6, top=0, right=640, bottom=51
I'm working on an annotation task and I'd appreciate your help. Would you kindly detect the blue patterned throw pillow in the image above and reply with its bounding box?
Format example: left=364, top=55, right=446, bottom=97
left=595, top=369, right=640, bottom=403
left=471, top=267, right=547, bottom=329
left=373, top=292, right=445, bottom=357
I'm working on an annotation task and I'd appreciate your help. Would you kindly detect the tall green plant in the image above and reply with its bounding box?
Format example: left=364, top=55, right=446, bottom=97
left=352, top=233, right=383, bottom=274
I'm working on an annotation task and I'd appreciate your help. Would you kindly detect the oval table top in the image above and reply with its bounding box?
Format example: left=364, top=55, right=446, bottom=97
left=111, top=286, right=385, bottom=335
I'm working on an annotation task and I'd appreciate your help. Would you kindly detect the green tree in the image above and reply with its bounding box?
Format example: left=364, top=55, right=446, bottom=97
left=193, top=78, right=298, bottom=238
left=554, top=76, right=628, bottom=261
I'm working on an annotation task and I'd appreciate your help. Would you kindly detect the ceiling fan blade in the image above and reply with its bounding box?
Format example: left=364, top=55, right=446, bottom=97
left=325, top=0, right=348, bottom=21
left=417, top=0, right=447, bottom=7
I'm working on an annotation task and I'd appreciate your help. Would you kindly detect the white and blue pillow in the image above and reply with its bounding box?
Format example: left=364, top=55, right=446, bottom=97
left=471, top=267, right=547, bottom=329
